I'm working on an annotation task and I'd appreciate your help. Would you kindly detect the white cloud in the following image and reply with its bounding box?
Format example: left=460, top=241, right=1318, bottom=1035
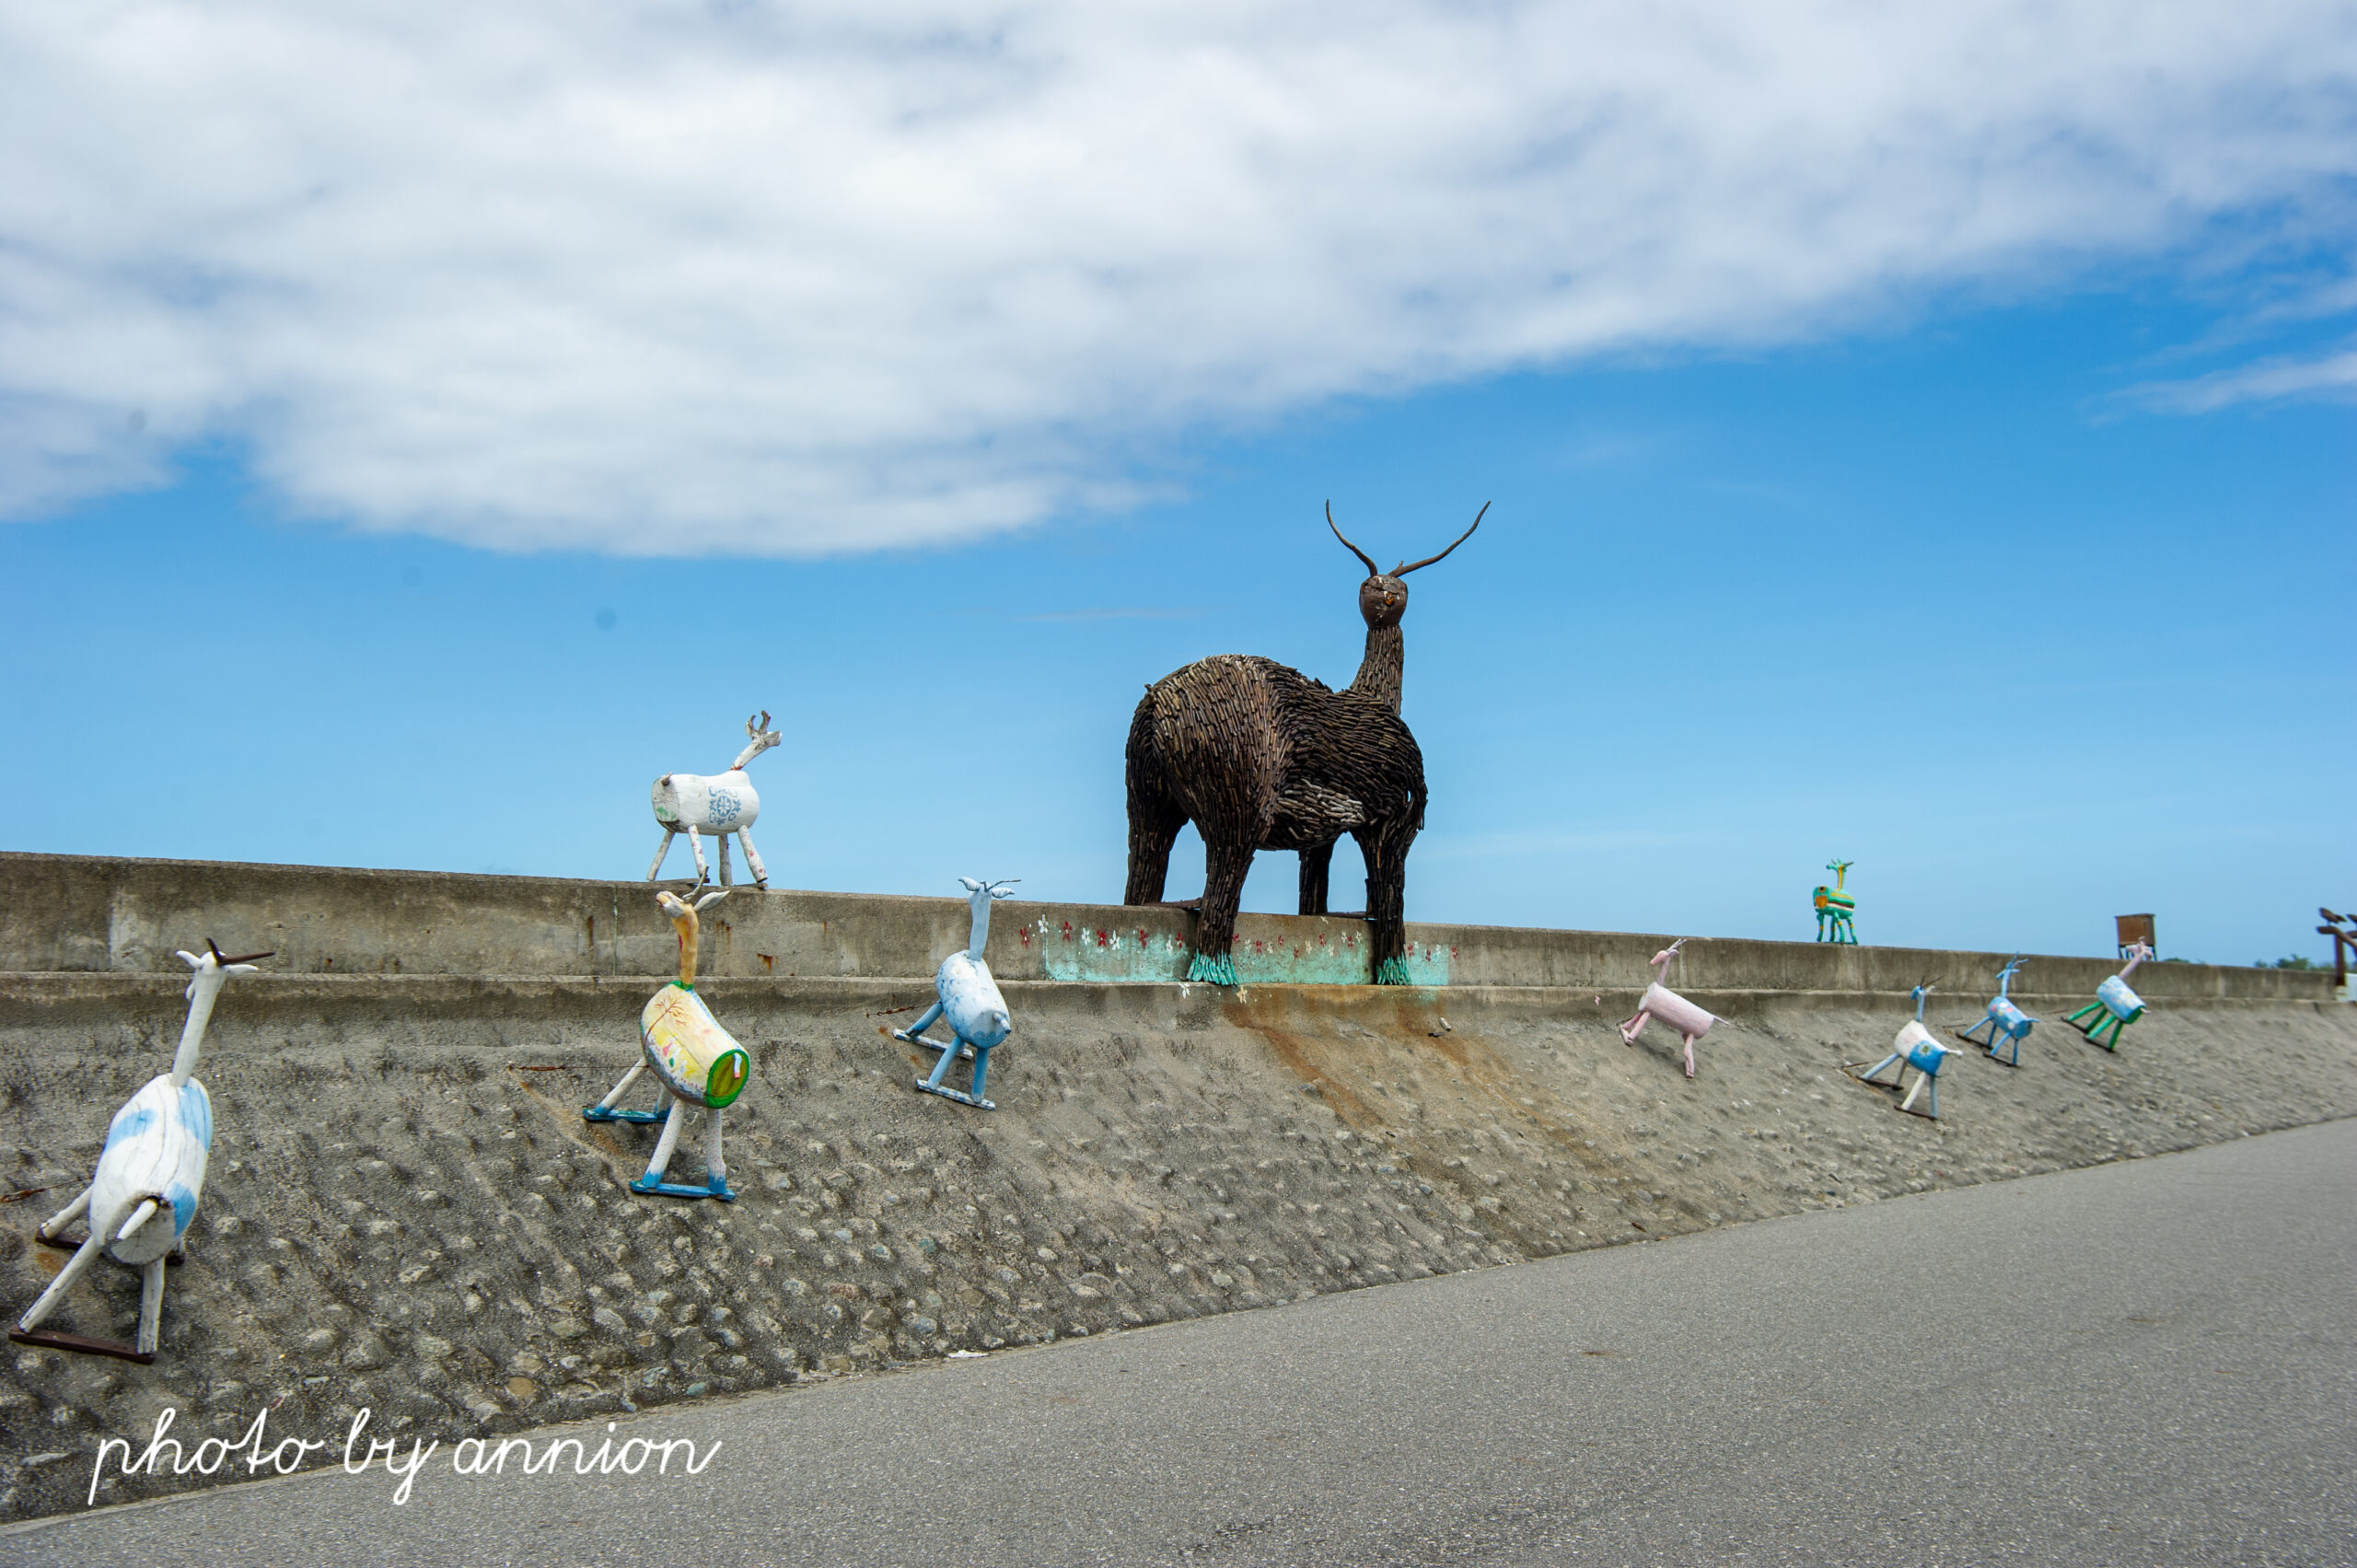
left=2129, top=343, right=2357, bottom=411
left=1, top=1, right=2351, bottom=553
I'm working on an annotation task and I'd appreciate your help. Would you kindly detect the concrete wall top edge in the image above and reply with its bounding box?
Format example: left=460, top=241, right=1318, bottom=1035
left=0, top=851, right=2330, bottom=1003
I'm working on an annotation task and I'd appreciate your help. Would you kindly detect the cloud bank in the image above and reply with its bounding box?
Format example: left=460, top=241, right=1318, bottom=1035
left=2, top=2, right=2351, bottom=553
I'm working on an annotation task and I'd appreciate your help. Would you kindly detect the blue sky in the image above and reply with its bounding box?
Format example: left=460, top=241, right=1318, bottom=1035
left=2, top=3, right=2351, bottom=967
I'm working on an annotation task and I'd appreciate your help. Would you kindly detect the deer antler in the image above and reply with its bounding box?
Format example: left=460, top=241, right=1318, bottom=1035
left=748, top=710, right=772, bottom=740
left=1393, top=502, right=1488, bottom=575
left=1327, top=502, right=1379, bottom=577
left=205, top=936, right=276, bottom=965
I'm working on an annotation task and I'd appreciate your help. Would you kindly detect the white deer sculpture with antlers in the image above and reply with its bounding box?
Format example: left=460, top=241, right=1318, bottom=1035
left=12, top=940, right=270, bottom=1363
left=648, top=711, right=781, bottom=888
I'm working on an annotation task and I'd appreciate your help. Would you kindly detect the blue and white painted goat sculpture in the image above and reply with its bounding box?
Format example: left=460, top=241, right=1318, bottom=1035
left=1956, top=955, right=2038, bottom=1067
left=1852, top=983, right=1952, bottom=1119
left=896, top=877, right=1018, bottom=1109
left=11, top=940, right=270, bottom=1363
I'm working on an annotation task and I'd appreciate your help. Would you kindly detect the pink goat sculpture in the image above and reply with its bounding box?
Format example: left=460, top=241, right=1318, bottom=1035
left=1620, top=938, right=1720, bottom=1079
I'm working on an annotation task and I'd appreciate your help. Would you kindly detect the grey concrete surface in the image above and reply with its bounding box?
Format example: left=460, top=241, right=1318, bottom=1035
left=1, top=954, right=2351, bottom=1525
left=5, top=1119, right=2351, bottom=1567
left=2, top=852, right=2328, bottom=1000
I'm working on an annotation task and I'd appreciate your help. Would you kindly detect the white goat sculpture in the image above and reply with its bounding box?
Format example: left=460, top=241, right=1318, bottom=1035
left=1619, top=938, right=1720, bottom=1079
left=12, top=940, right=269, bottom=1363
left=648, top=711, right=781, bottom=888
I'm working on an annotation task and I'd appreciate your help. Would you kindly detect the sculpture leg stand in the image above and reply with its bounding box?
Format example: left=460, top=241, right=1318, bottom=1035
left=914, top=1034, right=996, bottom=1109
left=629, top=1100, right=736, bottom=1200
left=9, top=1224, right=155, bottom=1364
left=647, top=829, right=678, bottom=881
left=1898, top=1069, right=1938, bottom=1119
left=1851, top=1050, right=1906, bottom=1090
left=1679, top=1032, right=1699, bottom=1080
left=736, top=828, right=770, bottom=889
left=2063, top=1001, right=2121, bottom=1051
left=1619, top=1009, right=1652, bottom=1046
left=584, top=1060, right=667, bottom=1125
left=684, top=827, right=711, bottom=886
left=716, top=835, right=732, bottom=888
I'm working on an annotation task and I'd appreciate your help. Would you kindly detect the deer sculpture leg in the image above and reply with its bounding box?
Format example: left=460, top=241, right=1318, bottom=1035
left=1190, top=836, right=1258, bottom=985
left=35, top=1186, right=91, bottom=1243
left=586, top=1060, right=666, bottom=1124
left=16, top=1229, right=110, bottom=1336
left=1298, top=842, right=1333, bottom=917
left=135, top=1256, right=167, bottom=1358
left=703, top=1109, right=730, bottom=1197
left=1122, top=790, right=1184, bottom=906
left=1356, top=819, right=1418, bottom=984
left=1619, top=1006, right=1653, bottom=1043
left=647, top=829, right=678, bottom=882
left=736, top=828, right=770, bottom=889
left=1680, top=1032, right=1699, bottom=1079
left=683, top=827, right=711, bottom=885
left=635, top=1101, right=688, bottom=1192
left=716, top=835, right=733, bottom=888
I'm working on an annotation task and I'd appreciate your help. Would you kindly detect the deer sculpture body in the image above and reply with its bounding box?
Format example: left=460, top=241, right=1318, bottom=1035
left=13, top=940, right=270, bottom=1363
left=1813, top=859, right=1857, bottom=944
left=648, top=711, right=780, bottom=888
left=1123, top=503, right=1484, bottom=984
left=584, top=889, right=748, bottom=1200
left=1853, top=984, right=1951, bottom=1119
left=2063, top=941, right=2153, bottom=1051
left=895, top=877, right=1019, bottom=1109
left=1956, top=955, right=2038, bottom=1066
left=1620, top=938, right=1720, bottom=1079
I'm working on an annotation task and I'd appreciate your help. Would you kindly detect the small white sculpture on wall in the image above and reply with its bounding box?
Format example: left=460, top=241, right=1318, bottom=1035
left=11, top=940, right=270, bottom=1363
left=648, top=711, right=781, bottom=888
left=584, top=889, right=748, bottom=1200
left=896, top=877, right=1018, bottom=1109
left=1619, top=938, right=1720, bottom=1079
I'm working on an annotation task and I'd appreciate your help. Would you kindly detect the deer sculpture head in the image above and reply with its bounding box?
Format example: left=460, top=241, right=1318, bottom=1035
left=1327, top=501, right=1487, bottom=632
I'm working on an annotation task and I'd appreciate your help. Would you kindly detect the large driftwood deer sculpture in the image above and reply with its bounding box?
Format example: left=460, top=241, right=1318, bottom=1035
left=1124, top=502, right=1484, bottom=984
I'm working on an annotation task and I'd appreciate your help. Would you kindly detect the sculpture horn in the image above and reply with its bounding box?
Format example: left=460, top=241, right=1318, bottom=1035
left=1326, top=502, right=1379, bottom=577
left=1392, top=502, right=1488, bottom=576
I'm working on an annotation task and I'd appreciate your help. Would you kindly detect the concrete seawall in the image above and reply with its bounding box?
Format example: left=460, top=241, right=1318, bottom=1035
left=2, top=853, right=2328, bottom=1001
left=0, top=854, right=2349, bottom=1523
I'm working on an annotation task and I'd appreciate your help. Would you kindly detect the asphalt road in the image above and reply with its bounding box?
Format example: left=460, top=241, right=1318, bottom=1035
left=6, top=1120, right=2351, bottom=1568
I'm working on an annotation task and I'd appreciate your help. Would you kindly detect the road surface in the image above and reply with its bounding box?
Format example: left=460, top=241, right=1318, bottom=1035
left=6, top=1119, right=2351, bottom=1566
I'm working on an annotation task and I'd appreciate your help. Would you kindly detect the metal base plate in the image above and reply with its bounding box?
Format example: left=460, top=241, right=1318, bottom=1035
left=913, top=1079, right=994, bottom=1110
left=583, top=1106, right=668, bottom=1125
left=892, top=1030, right=974, bottom=1060
left=9, top=1327, right=153, bottom=1365
left=628, top=1175, right=737, bottom=1202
